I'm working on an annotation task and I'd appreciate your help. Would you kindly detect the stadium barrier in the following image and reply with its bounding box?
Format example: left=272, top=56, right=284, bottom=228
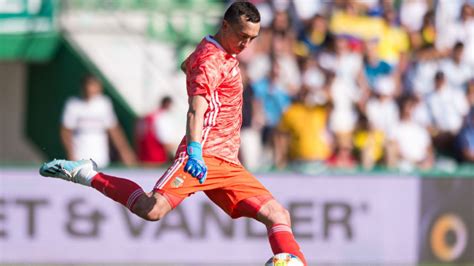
left=0, top=168, right=472, bottom=265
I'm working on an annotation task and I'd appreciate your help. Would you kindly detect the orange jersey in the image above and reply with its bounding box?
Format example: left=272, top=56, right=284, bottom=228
left=176, top=36, right=243, bottom=165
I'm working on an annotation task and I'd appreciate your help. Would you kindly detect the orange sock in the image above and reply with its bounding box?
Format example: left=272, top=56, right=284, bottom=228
left=91, top=173, right=144, bottom=210
left=268, top=223, right=307, bottom=265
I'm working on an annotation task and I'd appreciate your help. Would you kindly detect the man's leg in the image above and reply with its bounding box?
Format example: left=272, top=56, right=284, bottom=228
left=255, top=199, right=307, bottom=265
left=39, top=159, right=172, bottom=221
left=203, top=162, right=308, bottom=265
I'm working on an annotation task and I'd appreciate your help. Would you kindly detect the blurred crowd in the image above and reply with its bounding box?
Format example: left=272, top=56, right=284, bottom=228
left=235, top=0, right=474, bottom=172
left=65, top=0, right=474, bottom=173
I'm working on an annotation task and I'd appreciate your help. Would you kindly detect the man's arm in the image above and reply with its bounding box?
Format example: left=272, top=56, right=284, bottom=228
left=186, top=95, right=209, bottom=143
left=60, top=126, right=75, bottom=160
left=184, top=95, right=209, bottom=183
left=108, top=125, right=137, bottom=166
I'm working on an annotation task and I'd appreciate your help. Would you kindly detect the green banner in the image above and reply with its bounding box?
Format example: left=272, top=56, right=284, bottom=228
left=0, top=0, right=58, bottom=61
left=0, top=0, right=56, bottom=33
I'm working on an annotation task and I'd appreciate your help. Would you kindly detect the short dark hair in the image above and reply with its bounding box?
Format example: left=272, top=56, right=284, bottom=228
left=435, top=71, right=445, bottom=81
left=224, top=1, right=260, bottom=24
left=161, top=96, right=172, bottom=107
left=454, top=41, right=464, bottom=50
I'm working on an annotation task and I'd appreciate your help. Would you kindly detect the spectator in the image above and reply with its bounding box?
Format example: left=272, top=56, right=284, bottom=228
left=400, top=0, right=429, bottom=33
left=363, top=39, right=393, bottom=91
left=419, top=10, right=437, bottom=50
left=411, top=92, right=432, bottom=129
left=353, top=114, right=385, bottom=170
left=439, top=3, right=474, bottom=69
left=319, top=35, right=368, bottom=139
left=136, top=96, right=177, bottom=166
left=427, top=71, right=469, bottom=136
left=434, top=0, right=466, bottom=51
left=365, top=76, right=400, bottom=137
left=455, top=108, right=474, bottom=163
left=271, top=10, right=302, bottom=96
left=408, top=9, right=445, bottom=61
left=245, top=9, right=301, bottom=96
left=293, top=0, right=327, bottom=22
left=239, top=64, right=265, bottom=171
left=377, top=6, right=410, bottom=69
left=439, top=42, right=473, bottom=91
left=60, top=75, right=136, bottom=168
left=459, top=3, right=474, bottom=69
left=455, top=81, right=474, bottom=162
left=274, top=86, right=332, bottom=169
left=296, top=14, right=332, bottom=57
left=253, top=57, right=292, bottom=135
left=326, top=137, right=357, bottom=169
left=410, top=56, right=440, bottom=97
left=300, top=56, right=327, bottom=103
left=426, top=71, right=470, bottom=158
left=252, top=57, right=292, bottom=162
left=388, top=97, right=434, bottom=170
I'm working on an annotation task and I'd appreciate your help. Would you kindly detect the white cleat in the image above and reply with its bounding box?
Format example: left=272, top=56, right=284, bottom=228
left=39, top=159, right=98, bottom=186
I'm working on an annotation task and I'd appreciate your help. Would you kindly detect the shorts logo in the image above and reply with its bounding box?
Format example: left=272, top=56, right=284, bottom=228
left=171, top=176, right=185, bottom=188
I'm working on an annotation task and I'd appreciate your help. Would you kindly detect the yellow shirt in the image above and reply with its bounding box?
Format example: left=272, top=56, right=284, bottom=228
left=278, top=103, right=332, bottom=160
left=377, top=25, right=410, bottom=65
left=353, top=130, right=385, bottom=162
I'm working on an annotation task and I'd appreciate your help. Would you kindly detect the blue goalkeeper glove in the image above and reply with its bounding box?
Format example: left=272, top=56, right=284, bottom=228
left=184, top=141, right=207, bottom=184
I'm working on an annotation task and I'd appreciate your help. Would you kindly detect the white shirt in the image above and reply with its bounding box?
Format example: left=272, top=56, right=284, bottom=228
left=392, top=120, right=431, bottom=163
left=400, top=0, right=428, bottom=32
left=153, top=110, right=183, bottom=148
left=321, top=52, right=363, bottom=133
left=439, top=58, right=473, bottom=91
left=435, top=0, right=465, bottom=50
left=319, top=52, right=363, bottom=86
left=427, top=85, right=469, bottom=133
left=413, top=101, right=432, bottom=128
left=366, top=97, right=400, bottom=136
left=412, top=59, right=439, bottom=97
left=62, top=95, right=117, bottom=168
left=328, top=78, right=359, bottom=133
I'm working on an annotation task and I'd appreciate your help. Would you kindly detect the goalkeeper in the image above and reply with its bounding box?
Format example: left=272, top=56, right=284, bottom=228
left=39, top=1, right=306, bottom=263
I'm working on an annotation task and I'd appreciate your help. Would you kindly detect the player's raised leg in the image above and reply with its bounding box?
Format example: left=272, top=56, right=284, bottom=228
left=256, top=199, right=307, bottom=265
left=39, top=158, right=172, bottom=221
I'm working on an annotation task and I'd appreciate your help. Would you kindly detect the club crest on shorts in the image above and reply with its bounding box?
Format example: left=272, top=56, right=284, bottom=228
left=171, top=176, right=185, bottom=188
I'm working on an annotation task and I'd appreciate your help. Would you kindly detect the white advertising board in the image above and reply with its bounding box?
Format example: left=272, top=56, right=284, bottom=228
left=0, top=169, right=419, bottom=264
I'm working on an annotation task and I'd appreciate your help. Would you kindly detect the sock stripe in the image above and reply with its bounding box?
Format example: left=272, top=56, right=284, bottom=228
left=126, top=188, right=144, bottom=209
left=268, top=224, right=292, bottom=236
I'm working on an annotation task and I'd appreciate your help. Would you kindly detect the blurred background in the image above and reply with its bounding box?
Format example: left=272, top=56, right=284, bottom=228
left=0, top=0, right=473, bottom=265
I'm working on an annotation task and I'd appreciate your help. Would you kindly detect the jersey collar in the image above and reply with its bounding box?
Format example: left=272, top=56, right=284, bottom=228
left=205, top=35, right=237, bottom=58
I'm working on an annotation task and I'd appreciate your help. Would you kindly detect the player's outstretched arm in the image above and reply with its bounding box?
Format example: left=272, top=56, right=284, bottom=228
left=184, top=95, right=208, bottom=183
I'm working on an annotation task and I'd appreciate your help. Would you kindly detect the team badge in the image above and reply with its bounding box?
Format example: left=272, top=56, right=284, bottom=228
left=171, top=176, right=185, bottom=188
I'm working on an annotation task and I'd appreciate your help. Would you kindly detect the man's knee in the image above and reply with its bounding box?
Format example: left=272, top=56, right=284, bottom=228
left=143, top=207, right=167, bottom=221
left=132, top=193, right=171, bottom=221
left=257, top=200, right=291, bottom=227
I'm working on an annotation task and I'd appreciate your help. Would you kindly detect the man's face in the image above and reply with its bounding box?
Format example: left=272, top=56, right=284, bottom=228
left=83, top=79, right=102, bottom=99
left=222, top=16, right=260, bottom=54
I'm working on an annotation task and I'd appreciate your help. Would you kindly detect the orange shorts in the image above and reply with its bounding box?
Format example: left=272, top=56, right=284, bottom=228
left=153, top=155, right=273, bottom=218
